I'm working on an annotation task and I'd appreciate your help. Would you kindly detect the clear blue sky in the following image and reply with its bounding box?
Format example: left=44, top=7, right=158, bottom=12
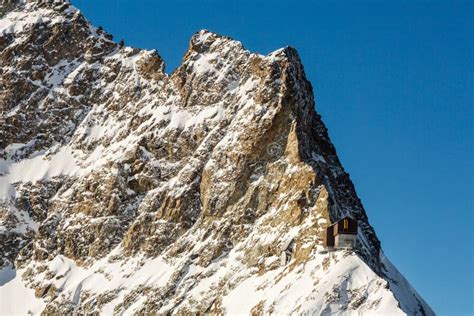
left=73, top=1, right=473, bottom=314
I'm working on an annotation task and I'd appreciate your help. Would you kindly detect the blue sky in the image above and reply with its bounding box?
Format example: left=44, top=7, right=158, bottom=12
left=73, top=1, right=473, bottom=314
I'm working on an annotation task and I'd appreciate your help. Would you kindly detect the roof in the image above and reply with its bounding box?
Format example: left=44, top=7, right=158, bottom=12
left=328, top=216, right=358, bottom=236
left=328, top=216, right=357, bottom=228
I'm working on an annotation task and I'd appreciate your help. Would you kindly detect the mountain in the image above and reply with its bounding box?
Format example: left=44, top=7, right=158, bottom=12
left=0, top=2, right=434, bottom=315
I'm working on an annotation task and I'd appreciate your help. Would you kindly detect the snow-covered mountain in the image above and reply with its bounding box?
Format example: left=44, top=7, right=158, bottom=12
left=0, top=2, right=434, bottom=315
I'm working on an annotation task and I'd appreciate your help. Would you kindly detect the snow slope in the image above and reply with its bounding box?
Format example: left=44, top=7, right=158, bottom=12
left=0, top=2, right=434, bottom=315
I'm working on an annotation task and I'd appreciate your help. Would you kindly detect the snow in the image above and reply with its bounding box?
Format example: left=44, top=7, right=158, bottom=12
left=286, top=164, right=300, bottom=175
left=193, top=52, right=218, bottom=75
left=381, top=253, right=435, bottom=315
left=311, top=152, right=327, bottom=163
left=0, top=202, right=39, bottom=234
left=0, top=243, right=429, bottom=315
left=187, top=105, right=224, bottom=128
left=237, top=77, right=259, bottom=98
left=222, top=253, right=404, bottom=315
left=119, top=49, right=142, bottom=68
left=4, top=142, right=31, bottom=155
left=221, top=252, right=405, bottom=315
left=266, top=48, right=286, bottom=62
left=7, top=251, right=176, bottom=314
left=45, top=58, right=81, bottom=87
left=0, top=4, right=433, bottom=314
left=193, top=30, right=213, bottom=45
left=0, top=267, right=46, bottom=315
left=0, top=6, right=66, bottom=35
left=138, top=104, right=225, bottom=131
left=0, top=146, right=81, bottom=199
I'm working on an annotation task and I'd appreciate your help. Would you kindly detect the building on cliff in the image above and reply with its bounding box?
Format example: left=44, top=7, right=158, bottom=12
left=324, top=217, right=358, bottom=249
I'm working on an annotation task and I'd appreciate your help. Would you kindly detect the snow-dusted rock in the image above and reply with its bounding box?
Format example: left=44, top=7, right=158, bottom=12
left=0, top=2, right=433, bottom=315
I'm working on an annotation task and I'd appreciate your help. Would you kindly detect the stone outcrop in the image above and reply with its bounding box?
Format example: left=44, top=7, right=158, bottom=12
left=0, top=2, right=432, bottom=315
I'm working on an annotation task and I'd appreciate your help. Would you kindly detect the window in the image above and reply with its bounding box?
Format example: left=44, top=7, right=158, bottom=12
left=343, top=219, right=348, bottom=232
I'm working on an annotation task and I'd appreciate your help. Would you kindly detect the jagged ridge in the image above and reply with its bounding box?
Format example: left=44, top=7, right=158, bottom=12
left=0, top=2, right=433, bottom=315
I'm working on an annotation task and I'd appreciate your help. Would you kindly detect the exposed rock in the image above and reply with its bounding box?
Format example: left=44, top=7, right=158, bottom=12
left=0, top=2, right=433, bottom=315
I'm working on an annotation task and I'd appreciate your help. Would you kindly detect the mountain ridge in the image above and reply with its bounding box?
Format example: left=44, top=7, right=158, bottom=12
left=0, top=2, right=433, bottom=315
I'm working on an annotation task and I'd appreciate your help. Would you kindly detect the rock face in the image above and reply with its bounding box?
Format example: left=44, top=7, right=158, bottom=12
left=0, top=2, right=433, bottom=315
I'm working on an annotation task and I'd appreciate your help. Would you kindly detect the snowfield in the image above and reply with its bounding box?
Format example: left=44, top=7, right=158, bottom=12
left=0, top=2, right=433, bottom=315
left=0, top=249, right=429, bottom=315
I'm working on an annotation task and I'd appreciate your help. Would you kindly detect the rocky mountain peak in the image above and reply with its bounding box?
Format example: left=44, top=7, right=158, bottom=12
left=0, top=3, right=433, bottom=315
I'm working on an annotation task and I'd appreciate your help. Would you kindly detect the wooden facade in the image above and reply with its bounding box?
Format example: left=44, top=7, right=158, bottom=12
left=333, top=217, right=357, bottom=235
left=324, top=225, right=335, bottom=247
left=323, top=217, right=358, bottom=248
